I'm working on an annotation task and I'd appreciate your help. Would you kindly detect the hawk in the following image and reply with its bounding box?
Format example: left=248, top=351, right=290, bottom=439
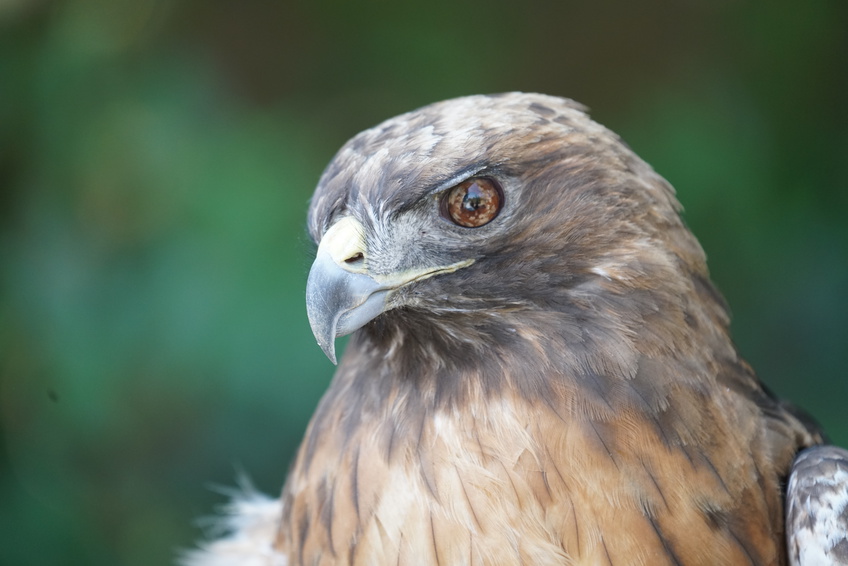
left=185, top=93, right=848, bottom=565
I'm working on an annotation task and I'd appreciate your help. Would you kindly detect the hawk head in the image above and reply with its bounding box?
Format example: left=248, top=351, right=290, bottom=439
left=306, top=93, right=718, bottom=379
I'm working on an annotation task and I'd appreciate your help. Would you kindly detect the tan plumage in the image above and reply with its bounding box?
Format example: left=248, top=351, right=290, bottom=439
left=186, top=93, right=847, bottom=566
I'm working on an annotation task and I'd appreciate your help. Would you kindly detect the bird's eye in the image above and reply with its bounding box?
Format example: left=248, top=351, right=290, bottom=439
left=441, top=177, right=503, bottom=228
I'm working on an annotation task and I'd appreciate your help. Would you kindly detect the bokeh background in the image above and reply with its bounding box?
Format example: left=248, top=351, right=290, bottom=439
left=1, top=1, right=846, bottom=564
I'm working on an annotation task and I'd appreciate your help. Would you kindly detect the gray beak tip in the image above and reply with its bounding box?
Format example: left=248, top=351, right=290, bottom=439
left=319, top=340, right=338, bottom=365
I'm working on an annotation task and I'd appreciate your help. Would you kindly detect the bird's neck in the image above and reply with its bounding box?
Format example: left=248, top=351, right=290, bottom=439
left=277, top=294, right=796, bottom=565
left=321, top=279, right=736, bottom=436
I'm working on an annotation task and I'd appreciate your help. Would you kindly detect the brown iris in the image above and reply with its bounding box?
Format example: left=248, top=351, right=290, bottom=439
left=441, top=177, right=503, bottom=228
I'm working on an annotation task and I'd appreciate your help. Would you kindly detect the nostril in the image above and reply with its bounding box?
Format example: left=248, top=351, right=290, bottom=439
left=345, top=252, right=364, bottom=264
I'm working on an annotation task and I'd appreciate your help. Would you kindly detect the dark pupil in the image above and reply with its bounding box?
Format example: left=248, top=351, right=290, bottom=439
left=462, top=184, right=485, bottom=211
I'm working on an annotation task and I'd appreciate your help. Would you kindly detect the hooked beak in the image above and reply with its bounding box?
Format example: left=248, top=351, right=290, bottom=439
left=305, top=216, right=472, bottom=364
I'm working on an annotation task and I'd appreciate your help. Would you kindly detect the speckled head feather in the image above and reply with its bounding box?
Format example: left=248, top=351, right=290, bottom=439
left=307, top=93, right=721, bottom=412
left=187, top=93, right=836, bottom=566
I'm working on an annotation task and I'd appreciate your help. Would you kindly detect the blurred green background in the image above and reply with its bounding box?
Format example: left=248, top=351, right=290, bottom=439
left=1, top=0, right=846, bottom=564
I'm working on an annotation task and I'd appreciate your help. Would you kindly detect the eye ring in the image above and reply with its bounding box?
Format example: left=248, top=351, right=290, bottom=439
left=440, top=177, right=504, bottom=228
